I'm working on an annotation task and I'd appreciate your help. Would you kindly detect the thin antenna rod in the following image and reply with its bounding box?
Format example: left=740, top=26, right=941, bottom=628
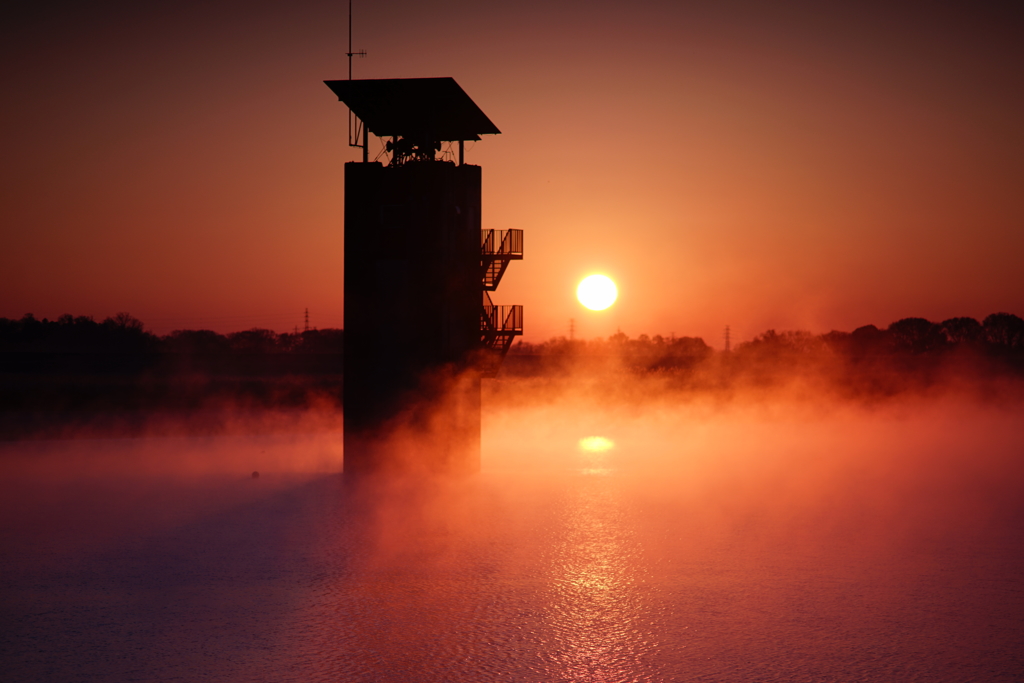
left=345, top=0, right=367, bottom=152
left=346, top=0, right=366, bottom=80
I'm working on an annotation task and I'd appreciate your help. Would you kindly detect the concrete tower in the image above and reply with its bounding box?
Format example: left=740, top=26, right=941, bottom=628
left=325, top=78, right=522, bottom=473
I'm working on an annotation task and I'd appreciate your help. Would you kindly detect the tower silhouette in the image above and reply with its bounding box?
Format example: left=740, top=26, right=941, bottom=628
left=326, top=77, right=522, bottom=473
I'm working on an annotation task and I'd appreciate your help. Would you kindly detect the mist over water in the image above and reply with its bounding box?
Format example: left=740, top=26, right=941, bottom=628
left=2, top=379, right=1023, bottom=682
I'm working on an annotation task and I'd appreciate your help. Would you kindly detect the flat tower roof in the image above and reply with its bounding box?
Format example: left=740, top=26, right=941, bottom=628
left=324, top=77, right=500, bottom=142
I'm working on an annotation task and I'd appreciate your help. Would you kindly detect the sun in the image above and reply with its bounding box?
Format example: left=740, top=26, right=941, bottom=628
left=577, top=274, right=618, bottom=311
left=578, top=436, right=615, bottom=452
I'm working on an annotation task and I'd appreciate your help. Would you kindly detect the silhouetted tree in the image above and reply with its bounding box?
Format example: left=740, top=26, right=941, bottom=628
left=983, top=313, right=1024, bottom=349
left=820, top=330, right=852, bottom=353
left=162, top=329, right=231, bottom=354
left=851, top=324, right=881, bottom=338
left=278, top=329, right=344, bottom=353
left=99, top=313, right=156, bottom=352
left=667, top=336, right=711, bottom=357
left=0, top=312, right=156, bottom=352
left=106, top=312, right=144, bottom=332
left=739, top=329, right=821, bottom=355
left=227, top=328, right=279, bottom=353
left=887, top=318, right=945, bottom=353
left=608, top=330, right=629, bottom=345
left=940, top=317, right=983, bottom=345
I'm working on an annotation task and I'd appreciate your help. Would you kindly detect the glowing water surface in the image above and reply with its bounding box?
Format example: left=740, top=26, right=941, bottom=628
left=2, top=400, right=1023, bottom=682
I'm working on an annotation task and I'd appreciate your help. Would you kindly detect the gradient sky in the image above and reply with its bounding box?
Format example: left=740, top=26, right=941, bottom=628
left=3, top=0, right=1022, bottom=345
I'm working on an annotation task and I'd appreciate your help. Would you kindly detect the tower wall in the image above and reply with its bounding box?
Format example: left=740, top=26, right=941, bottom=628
left=343, top=160, right=482, bottom=473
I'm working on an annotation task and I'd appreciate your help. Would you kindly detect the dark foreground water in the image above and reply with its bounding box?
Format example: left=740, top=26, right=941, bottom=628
left=2, top=399, right=1023, bottom=682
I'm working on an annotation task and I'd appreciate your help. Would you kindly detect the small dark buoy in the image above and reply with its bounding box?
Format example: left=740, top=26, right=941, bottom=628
left=251, top=471, right=260, bottom=479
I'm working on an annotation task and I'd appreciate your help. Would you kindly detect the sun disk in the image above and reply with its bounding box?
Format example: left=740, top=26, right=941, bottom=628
left=577, top=274, right=617, bottom=310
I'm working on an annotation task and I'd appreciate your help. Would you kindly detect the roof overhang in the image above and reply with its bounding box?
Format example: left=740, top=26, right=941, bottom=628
left=324, top=77, right=500, bottom=142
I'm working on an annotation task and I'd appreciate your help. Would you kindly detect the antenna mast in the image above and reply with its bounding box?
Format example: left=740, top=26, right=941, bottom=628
left=346, top=0, right=368, bottom=160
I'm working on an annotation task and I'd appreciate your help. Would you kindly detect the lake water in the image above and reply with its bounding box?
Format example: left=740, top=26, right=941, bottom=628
left=2, top=397, right=1023, bottom=682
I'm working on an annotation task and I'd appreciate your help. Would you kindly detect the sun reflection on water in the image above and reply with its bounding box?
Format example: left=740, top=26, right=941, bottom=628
left=545, top=471, right=657, bottom=682
left=578, top=436, right=616, bottom=476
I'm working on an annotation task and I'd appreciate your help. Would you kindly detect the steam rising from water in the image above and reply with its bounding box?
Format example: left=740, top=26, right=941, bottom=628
left=2, top=376, right=1023, bottom=681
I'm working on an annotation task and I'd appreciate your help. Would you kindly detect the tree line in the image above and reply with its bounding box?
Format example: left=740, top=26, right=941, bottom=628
left=734, top=313, right=1024, bottom=357
left=0, top=313, right=343, bottom=355
left=0, top=314, right=346, bottom=433
left=2, top=311, right=1021, bottom=367
left=507, top=313, right=1024, bottom=375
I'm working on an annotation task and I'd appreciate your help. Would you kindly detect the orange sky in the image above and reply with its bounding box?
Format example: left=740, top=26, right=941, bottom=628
left=2, top=1, right=1022, bottom=346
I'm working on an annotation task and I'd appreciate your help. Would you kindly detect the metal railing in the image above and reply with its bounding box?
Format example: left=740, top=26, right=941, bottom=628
left=481, top=305, right=523, bottom=333
left=481, top=229, right=523, bottom=257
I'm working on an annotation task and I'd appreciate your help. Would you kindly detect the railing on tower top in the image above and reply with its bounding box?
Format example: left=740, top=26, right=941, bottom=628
left=481, top=229, right=523, bottom=257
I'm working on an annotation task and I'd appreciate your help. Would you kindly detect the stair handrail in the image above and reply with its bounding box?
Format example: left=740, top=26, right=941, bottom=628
left=481, top=304, right=523, bottom=333
left=481, top=229, right=523, bottom=257
left=481, top=229, right=496, bottom=255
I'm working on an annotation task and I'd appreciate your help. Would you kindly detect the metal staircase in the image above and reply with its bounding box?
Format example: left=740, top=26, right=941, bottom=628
left=479, top=230, right=523, bottom=377
left=481, top=229, right=523, bottom=290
